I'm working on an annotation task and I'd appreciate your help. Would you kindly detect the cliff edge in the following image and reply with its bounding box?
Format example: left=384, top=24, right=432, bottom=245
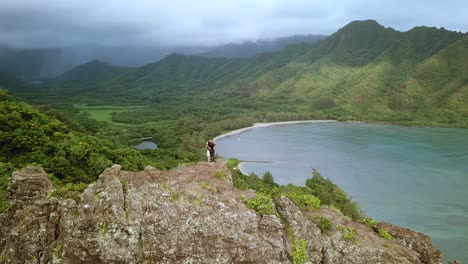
left=0, top=161, right=443, bottom=264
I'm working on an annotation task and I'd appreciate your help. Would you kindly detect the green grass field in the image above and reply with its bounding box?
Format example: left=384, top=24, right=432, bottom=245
left=74, top=104, right=148, bottom=123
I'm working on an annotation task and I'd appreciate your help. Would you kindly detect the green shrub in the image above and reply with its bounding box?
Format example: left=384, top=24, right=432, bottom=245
left=215, top=169, right=227, bottom=180
left=200, top=181, right=218, bottom=193
left=360, top=217, right=378, bottom=227
left=228, top=164, right=278, bottom=193
left=226, top=158, right=240, bottom=169
left=306, top=169, right=362, bottom=220
left=285, top=192, right=321, bottom=210
left=262, top=171, right=275, bottom=185
left=378, top=229, right=392, bottom=240
left=260, top=186, right=280, bottom=198
left=312, top=215, right=332, bottom=234
left=291, top=239, right=308, bottom=264
left=337, top=225, right=357, bottom=243
left=344, top=227, right=357, bottom=243
left=245, top=193, right=276, bottom=216
left=192, top=195, right=204, bottom=206
left=170, top=190, right=184, bottom=202
left=232, top=175, right=249, bottom=190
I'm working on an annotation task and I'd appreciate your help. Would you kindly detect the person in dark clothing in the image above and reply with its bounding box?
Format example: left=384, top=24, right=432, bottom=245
left=206, top=139, right=216, bottom=162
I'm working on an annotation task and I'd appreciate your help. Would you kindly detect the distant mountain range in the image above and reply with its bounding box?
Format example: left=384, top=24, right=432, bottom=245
left=0, top=34, right=325, bottom=79
left=199, top=35, right=326, bottom=58
left=3, top=20, right=468, bottom=127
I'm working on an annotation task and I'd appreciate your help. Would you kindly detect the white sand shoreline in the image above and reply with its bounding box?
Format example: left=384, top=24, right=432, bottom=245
left=214, top=119, right=338, bottom=141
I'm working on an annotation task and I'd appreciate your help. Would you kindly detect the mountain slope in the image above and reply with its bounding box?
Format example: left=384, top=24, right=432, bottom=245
left=313, top=20, right=401, bottom=65
left=52, top=60, right=129, bottom=90
left=211, top=21, right=468, bottom=126
left=21, top=20, right=468, bottom=127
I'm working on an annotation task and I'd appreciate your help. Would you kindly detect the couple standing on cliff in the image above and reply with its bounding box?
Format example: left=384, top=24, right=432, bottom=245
left=206, top=139, right=216, bottom=162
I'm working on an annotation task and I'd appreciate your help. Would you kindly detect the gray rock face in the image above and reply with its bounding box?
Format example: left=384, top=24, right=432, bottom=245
left=375, top=222, right=444, bottom=264
left=0, top=162, right=444, bottom=264
left=8, top=166, right=53, bottom=205
left=0, top=167, right=57, bottom=264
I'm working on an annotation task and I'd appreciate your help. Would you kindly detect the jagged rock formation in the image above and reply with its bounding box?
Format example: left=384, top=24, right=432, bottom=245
left=0, top=161, right=443, bottom=263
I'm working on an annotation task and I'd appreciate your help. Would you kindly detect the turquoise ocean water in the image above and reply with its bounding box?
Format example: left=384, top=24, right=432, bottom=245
left=217, top=122, right=468, bottom=262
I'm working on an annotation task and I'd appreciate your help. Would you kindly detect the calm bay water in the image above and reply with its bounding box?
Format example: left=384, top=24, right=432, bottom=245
left=216, top=122, right=468, bottom=262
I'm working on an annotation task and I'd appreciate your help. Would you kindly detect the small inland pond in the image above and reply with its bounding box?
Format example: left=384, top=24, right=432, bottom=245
left=133, top=141, right=158, bottom=150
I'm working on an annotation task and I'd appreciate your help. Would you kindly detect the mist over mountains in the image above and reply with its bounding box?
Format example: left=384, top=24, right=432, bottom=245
left=0, top=34, right=325, bottom=79
left=199, top=35, right=326, bottom=58
left=1, top=20, right=467, bottom=128
left=35, top=20, right=468, bottom=127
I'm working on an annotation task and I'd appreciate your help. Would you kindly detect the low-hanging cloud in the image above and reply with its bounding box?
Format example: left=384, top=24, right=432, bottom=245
left=0, top=0, right=467, bottom=48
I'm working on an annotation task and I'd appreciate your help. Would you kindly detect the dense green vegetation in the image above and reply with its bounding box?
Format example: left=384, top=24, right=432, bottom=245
left=337, top=225, right=357, bottom=243
left=227, top=158, right=362, bottom=220
left=306, top=169, right=361, bottom=220
left=291, top=239, right=309, bottom=264
left=360, top=216, right=378, bottom=227
left=0, top=90, right=151, bottom=182
left=282, top=189, right=321, bottom=210
left=311, top=215, right=332, bottom=234
left=378, top=229, right=393, bottom=240
left=0, top=90, right=158, bottom=211
left=244, top=193, right=277, bottom=216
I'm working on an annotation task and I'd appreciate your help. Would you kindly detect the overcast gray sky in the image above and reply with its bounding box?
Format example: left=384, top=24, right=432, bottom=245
left=1, top=0, right=467, bottom=48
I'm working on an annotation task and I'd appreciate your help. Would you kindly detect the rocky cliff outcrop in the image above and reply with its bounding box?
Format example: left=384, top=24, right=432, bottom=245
left=0, top=161, right=443, bottom=263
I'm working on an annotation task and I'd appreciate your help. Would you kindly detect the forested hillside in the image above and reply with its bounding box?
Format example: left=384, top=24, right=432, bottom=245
left=14, top=20, right=464, bottom=127
left=0, top=89, right=151, bottom=212
left=0, top=89, right=150, bottom=179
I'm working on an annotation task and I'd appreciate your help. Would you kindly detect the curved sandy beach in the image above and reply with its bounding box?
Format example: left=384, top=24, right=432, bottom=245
left=214, top=119, right=338, bottom=141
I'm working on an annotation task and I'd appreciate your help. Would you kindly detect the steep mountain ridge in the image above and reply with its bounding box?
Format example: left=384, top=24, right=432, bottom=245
left=54, top=60, right=129, bottom=86
left=314, top=20, right=400, bottom=65
left=6, top=20, right=468, bottom=127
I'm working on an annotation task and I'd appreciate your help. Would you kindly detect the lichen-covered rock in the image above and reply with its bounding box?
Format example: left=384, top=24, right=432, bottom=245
left=0, top=161, right=444, bottom=264
left=0, top=166, right=57, bottom=264
left=8, top=166, right=53, bottom=206
left=375, top=222, right=444, bottom=264
left=276, top=197, right=430, bottom=264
